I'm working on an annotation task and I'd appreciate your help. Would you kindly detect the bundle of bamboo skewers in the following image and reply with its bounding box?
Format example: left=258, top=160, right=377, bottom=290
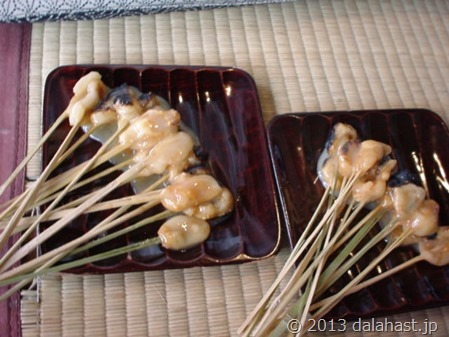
left=238, top=123, right=449, bottom=337
left=0, top=71, right=234, bottom=301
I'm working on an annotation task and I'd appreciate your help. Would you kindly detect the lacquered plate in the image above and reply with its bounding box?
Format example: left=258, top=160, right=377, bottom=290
left=267, top=109, right=449, bottom=319
left=41, top=65, right=281, bottom=273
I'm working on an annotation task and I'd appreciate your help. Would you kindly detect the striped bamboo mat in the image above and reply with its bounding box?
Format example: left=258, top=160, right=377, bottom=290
left=20, top=1, right=449, bottom=336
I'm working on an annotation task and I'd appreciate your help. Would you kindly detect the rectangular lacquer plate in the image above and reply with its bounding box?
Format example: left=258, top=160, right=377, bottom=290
left=268, top=109, right=449, bottom=318
left=42, top=65, right=281, bottom=273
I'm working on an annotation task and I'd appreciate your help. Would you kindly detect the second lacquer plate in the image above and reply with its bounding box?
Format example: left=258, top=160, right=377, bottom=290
left=267, top=109, right=449, bottom=318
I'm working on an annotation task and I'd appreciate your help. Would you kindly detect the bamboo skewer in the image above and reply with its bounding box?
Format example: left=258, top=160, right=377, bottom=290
left=298, top=212, right=336, bottom=331
left=2, top=191, right=161, bottom=230
left=260, top=208, right=415, bottom=337
left=50, top=171, right=168, bottom=214
left=0, top=179, right=173, bottom=301
left=0, top=122, right=129, bottom=270
left=0, top=208, right=171, bottom=300
left=314, top=208, right=385, bottom=297
left=0, top=173, right=170, bottom=281
left=0, top=122, right=81, bottom=251
left=0, top=196, right=165, bottom=282
left=314, top=219, right=398, bottom=298
left=330, top=204, right=383, bottom=254
left=331, top=255, right=423, bottom=298
left=54, top=125, right=99, bottom=167
left=0, top=111, right=69, bottom=198
left=308, top=228, right=414, bottom=327
left=32, top=143, right=130, bottom=198
left=251, top=182, right=363, bottom=336
left=238, top=175, right=346, bottom=336
left=0, top=154, right=149, bottom=272
left=0, top=168, right=166, bottom=234
left=238, top=174, right=356, bottom=336
left=0, top=189, right=30, bottom=221
left=0, top=142, right=131, bottom=220
left=0, top=123, right=94, bottom=219
left=241, top=174, right=360, bottom=337
left=8, top=158, right=134, bottom=221
left=0, top=236, right=162, bottom=290
left=267, top=207, right=389, bottom=334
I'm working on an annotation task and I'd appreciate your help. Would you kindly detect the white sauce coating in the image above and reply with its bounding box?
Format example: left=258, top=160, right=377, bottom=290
left=318, top=123, right=445, bottom=265
left=183, top=187, right=234, bottom=220
left=158, top=215, right=211, bottom=251
left=319, top=131, right=396, bottom=204
left=160, top=173, right=223, bottom=212
left=384, top=186, right=439, bottom=243
left=134, top=131, right=198, bottom=180
left=419, top=227, right=449, bottom=266
left=352, top=158, right=397, bottom=203
left=327, top=123, right=358, bottom=156
left=67, top=71, right=109, bottom=126
left=118, top=108, right=181, bottom=151
left=70, top=72, right=234, bottom=251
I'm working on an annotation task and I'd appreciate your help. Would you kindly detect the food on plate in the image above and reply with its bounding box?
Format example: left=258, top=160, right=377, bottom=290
left=160, top=173, right=233, bottom=216
left=158, top=215, right=211, bottom=251
left=0, top=71, right=234, bottom=302
left=239, top=122, right=447, bottom=337
left=419, top=226, right=449, bottom=266
left=66, top=71, right=109, bottom=126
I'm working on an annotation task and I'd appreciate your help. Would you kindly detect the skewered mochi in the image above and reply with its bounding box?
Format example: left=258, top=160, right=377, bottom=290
left=70, top=72, right=235, bottom=245
left=67, top=71, right=109, bottom=126
left=118, top=108, right=181, bottom=151
left=391, top=185, right=438, bottom=237
left=159, top=173, right=234, bottom=219
left=326, top=123, right=358, bottom=156
left=158, top=215, right=211, bottom=250
left=419, top=227, right=449, bottom=266
left=161, top=173, right=222, bottom=210
left=319, top=123, right=397, bottom=203
left=407, top=199, right=440, bottom=237
left=337, top=140, right=393, bottom=178
left=389, top=183, right=426, bottom=218
left=319, top=123, right=440, bottom=245
left=96, top=84, right=161, bottom=126
left=352, top=159, right=397, bottom=203
left=183, top=187, right=234, bottom=220
left=133, top=131, right=199, bottom=180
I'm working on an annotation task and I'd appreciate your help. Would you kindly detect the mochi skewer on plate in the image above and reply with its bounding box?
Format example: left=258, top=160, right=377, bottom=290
left=0, top=71, right=234, bottom=301
left=239, top=122, right=447, bottom=337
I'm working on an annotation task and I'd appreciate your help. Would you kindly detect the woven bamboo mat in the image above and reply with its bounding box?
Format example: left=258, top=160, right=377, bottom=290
left=20, top=1, right=449, bottom=336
